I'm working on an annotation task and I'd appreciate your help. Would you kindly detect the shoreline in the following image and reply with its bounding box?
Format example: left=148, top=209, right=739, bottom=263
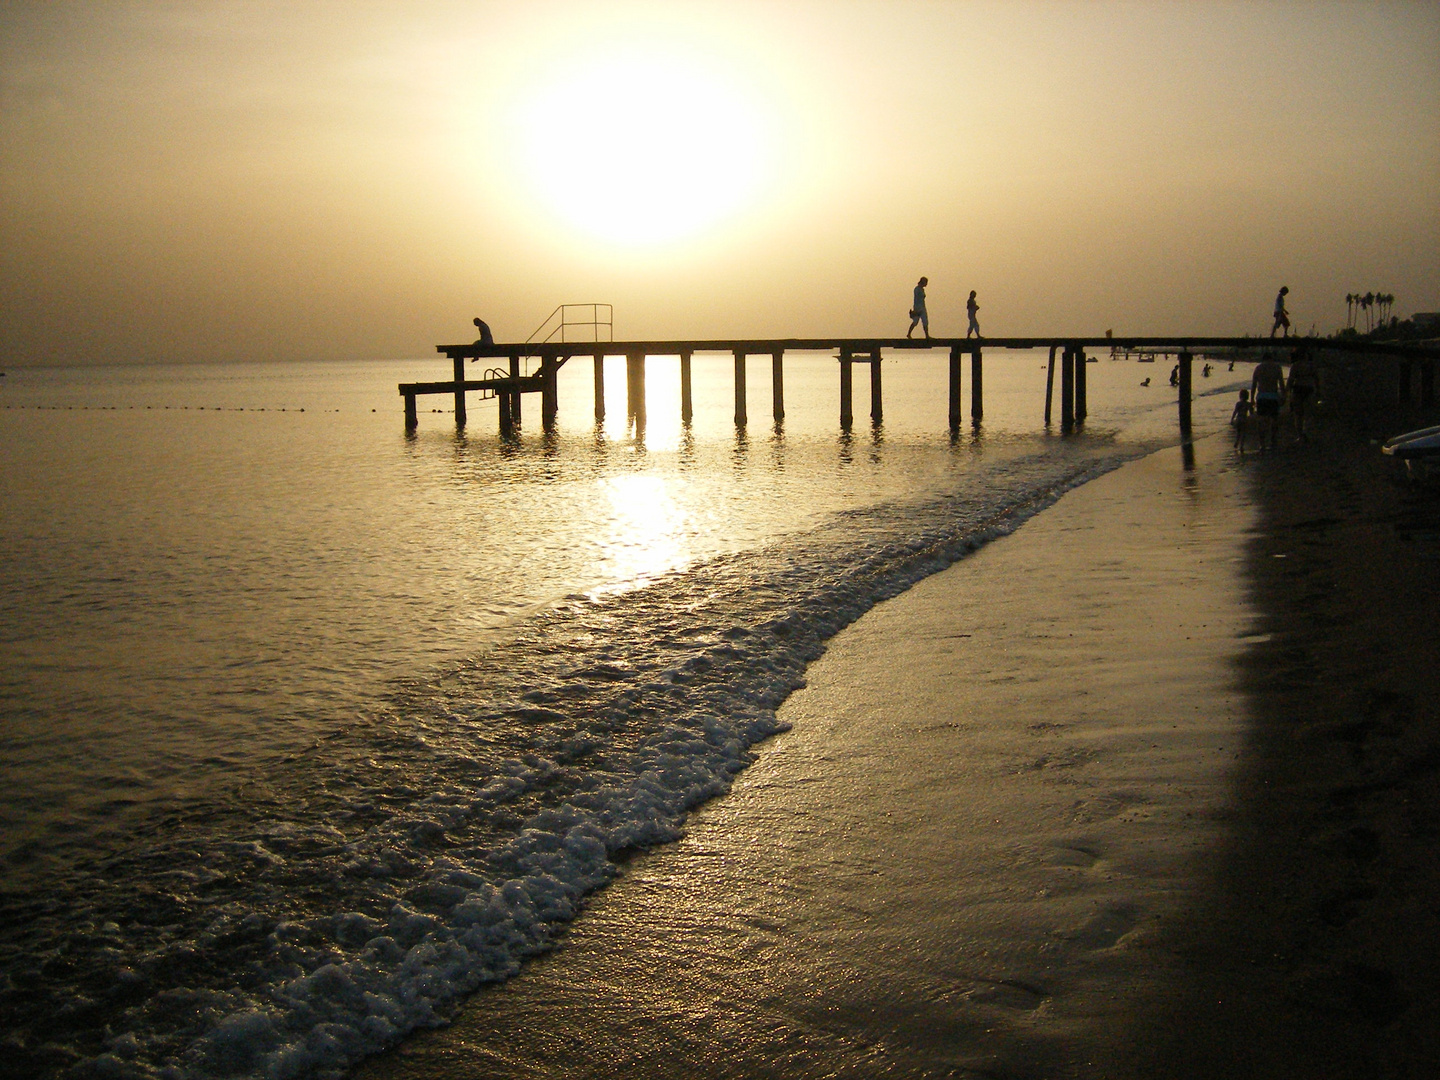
left=363, top=396, right=1439, bottom=1078
left=356, top=430, right=1257, bottom=1078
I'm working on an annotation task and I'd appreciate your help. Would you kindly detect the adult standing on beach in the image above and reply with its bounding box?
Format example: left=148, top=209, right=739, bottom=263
left=1271, top=286, right=1291, bottom=338
left=907, top=277, right=930, bottom=340
left=1287, top=348, right=1319, bottom=442
left=965, top=290, right=981, bottom=338
left=1252, top=354, right=1286, bottom=449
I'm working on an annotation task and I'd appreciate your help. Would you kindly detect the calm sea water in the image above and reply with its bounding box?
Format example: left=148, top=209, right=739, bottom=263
left=0, top=351, right=1239, bottom=1078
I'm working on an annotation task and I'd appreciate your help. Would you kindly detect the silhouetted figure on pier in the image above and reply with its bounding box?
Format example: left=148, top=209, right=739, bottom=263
left=1251, top=356, right=1286, bottom=449
left=1271, top=286, right=1290, bottom=338
left=1169, top=363, right=1180, bottom=387
left=966, top=290, right=981, bottom=338
left=907, top=277, right=929, bottom=339
left=473, top=317, right=494, bottom=347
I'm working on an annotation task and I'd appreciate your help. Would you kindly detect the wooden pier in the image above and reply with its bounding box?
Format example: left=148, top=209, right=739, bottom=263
left=400, top=335, right=1440, bottom=437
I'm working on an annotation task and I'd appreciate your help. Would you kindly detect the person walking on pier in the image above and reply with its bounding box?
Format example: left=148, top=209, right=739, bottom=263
left=965, top=290, right=981, bottom=338
left=1270, top=286, right=1291, bottom=338
left=907, top=277, right=930, bottom=339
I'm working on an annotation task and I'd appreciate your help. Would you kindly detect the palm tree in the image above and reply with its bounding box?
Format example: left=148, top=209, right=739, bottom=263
left=1346, top=293, right=1355, bottom=328
left=1364, top=291, right=1376, bottom=332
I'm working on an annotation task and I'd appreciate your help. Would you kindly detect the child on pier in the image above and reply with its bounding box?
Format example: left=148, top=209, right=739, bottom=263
left=1231, top=389, right=1253, bottom=453
left=966, top=291, right=981, bottom=338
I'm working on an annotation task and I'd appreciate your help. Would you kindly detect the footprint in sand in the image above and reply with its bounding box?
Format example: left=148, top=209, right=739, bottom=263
left=1048, top=844, right=1101, bottom=868
left=1069, top=902, right=1141, bottom=949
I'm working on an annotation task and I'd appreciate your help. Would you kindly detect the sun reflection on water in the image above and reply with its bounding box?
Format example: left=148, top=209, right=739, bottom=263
left=592, top=473, right=694, bottom=591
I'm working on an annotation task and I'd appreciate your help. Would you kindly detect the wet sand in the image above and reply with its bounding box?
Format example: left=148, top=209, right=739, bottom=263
left=357, top=416, right=1439, bottom=1078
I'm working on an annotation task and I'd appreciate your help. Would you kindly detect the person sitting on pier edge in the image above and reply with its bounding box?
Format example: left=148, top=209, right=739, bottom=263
left=1270, top=285, right=1290, bottom=338
left=966, top=290, right=981, bottom=338
left=472, top=317, right=494, bottom=348
left=907, top=277, right=930, bottom=340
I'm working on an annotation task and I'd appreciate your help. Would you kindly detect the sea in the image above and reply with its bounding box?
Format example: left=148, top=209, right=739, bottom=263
left=0, top=349, right=1240, bottom=1079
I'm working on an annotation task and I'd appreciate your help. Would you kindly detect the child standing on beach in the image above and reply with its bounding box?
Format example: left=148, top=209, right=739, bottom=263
left=1231, top=389, right=1253, bottom=452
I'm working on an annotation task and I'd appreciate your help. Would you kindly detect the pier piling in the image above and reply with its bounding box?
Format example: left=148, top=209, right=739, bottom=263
left=733, top=351, right=747, bottom=426
left=452, top=356, right=467, bottom=427
left=949, top=346, right=963, bottom=431
left=870, top=350, right=883, bottom=423
left=593, top=355, right=605, bottom=421
left=680, top=351, right=693, bottom=424
left=1044, top=345, right=1057, bottom=426
left=1060, top=347, right=1075, bottom=430
left=509, top=355, right=522, bottom=427
left=839, top=348, right=854, bottom=428
left=772, top=350, right=785, bottom=422
left=970, top=347, right=984, bottom=423
left=542, top=358, right=558, bottom=429
left=1178, top=351, right=1193, bottom=435
left=1075, top=347, right=1087, bottom=422
left=626, top=353, right=646, bottom=421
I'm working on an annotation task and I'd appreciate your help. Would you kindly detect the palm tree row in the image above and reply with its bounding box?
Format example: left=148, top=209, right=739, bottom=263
left=1345, top=291, right=1395, bottom=332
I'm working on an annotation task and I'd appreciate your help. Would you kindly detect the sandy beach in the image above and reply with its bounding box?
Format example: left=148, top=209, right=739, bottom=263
left=356, top=404, right=1440, bottom=1079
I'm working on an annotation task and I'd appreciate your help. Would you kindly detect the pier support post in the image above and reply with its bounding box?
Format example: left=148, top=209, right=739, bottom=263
left=1178, top=351, right=1193, bottom=436
left=404, top=392, right=417, bottom=430
left=453, top=356, right=467, bottom=428
left=542, top=357, right=559, bottom=429
left=772, top=350, right=785, bottom=421
left=839, top=348, right=853, bottom=428
left=509, top=354, right=522, bottom=427
left=1061, top=347, right=1075, bottom=430
left=593, top=355, right=606, bottom=421
left=680, top=351, right=693, bottom=424
left=733, top=350, right=748, bottom=426
left=626, top=353, right=646, bottom=421
left=949, top=345, right=963, bottom=431
left=1044, top=345, right=1057, bottom=425
left=1075, top=347, right=1088, bottom=422
left=870, top=350, right=883, bottom=423
left=498, top=381, right=513, bottom=437
left=970, top=347, right=984, bottom=423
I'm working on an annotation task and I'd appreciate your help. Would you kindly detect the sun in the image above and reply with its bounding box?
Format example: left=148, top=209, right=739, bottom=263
left=508, top=50, right=776, bottom=248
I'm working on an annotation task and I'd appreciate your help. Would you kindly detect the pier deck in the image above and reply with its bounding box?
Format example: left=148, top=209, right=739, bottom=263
left=401, top=335, right=1440, bottom=436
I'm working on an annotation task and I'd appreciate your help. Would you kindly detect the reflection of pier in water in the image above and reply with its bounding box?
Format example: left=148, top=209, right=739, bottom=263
left=400, top=335, right=1440, bottom=439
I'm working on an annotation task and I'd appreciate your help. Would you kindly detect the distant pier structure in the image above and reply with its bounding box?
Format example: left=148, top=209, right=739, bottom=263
left=399, top=325, right=1439, bottom=438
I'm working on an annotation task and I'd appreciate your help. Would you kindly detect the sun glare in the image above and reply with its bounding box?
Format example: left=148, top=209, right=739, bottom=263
left=509, top=51, right=776, bottom=248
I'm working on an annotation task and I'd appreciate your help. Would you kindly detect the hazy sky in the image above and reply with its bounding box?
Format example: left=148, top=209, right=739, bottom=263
left=2, top=0, right=1437, bottom=365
